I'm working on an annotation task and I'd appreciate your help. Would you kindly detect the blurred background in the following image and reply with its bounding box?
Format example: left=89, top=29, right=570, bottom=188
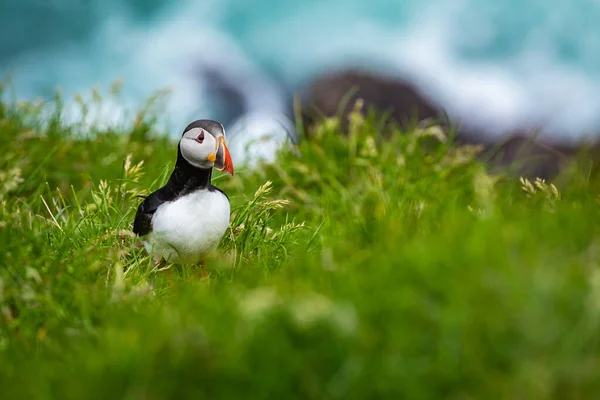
left=2, top=0, right=600, bottom=165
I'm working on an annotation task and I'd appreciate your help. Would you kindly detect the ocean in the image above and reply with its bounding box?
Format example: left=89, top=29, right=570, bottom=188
left=2, top=0, right=599, bottom=163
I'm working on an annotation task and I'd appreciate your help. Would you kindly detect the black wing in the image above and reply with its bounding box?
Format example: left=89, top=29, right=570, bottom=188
left=132, top=191, right=166, bottom=237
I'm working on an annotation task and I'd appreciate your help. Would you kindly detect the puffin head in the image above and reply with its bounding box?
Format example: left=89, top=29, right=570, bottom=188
left=179, top=119, right=234, bottom=175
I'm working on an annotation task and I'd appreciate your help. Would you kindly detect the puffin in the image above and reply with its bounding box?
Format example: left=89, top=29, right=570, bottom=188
left=133, top=119, right=234, bottom=274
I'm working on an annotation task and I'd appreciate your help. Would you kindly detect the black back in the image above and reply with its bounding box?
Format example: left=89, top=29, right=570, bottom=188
left=132, top=143, right=227, bottom=237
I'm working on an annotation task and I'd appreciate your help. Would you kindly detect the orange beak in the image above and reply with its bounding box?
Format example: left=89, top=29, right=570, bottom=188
left=215, top=136, right=234, bottom=176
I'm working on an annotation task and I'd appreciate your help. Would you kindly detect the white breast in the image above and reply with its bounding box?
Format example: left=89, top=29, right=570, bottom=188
left=143, top=189, right=231, bottom=264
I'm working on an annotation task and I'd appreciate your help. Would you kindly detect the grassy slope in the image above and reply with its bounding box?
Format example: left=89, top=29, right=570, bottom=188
left=1, top=88, right=600, bottom=399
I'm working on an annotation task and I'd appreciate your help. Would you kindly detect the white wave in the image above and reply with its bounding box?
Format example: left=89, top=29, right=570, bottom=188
left=388, top=0, right=600, bottom=141
left=1, top=0, right=286, bottom=139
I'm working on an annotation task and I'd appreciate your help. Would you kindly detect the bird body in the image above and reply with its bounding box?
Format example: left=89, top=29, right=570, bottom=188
left=133, top=119, right=234, bottom=265
left=141, top=180, right=231, bottom=264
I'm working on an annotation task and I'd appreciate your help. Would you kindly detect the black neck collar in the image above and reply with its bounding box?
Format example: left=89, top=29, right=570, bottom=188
left=162, top=145, right=213, bottom=198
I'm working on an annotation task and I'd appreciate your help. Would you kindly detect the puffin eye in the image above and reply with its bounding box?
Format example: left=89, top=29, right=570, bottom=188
left=195, top=132, right=205, bottom=143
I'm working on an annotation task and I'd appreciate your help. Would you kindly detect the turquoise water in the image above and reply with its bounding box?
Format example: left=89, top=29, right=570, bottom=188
left=2, top=0, right=600, bottom=144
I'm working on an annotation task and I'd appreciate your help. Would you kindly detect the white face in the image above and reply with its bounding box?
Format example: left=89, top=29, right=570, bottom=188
left=179, top=127, right=218, bottom=169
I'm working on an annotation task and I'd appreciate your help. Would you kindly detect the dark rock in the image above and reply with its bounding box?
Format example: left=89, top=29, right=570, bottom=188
left=300, top=69, right=443, bottom=134
left=479, top=133, right=570, bottom=180
left=195, top=65, right=246, bottom=127
left=297, top=68, right=600, bottom=181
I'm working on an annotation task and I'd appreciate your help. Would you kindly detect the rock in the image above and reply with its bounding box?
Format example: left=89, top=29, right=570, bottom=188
left=479, top=133, right=570, bottom=181
left=298, top=68, right=600, bottom=181
left=300, top=69, right=443, bottom=134
left=195, top=65, right=246, bottom=127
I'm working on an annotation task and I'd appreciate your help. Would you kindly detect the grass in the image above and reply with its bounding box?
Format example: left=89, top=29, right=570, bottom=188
left=1, top=85, right=600, bottom=399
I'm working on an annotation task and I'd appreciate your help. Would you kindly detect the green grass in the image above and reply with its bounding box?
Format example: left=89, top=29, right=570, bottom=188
left=1, top=85, right=600, bottom=399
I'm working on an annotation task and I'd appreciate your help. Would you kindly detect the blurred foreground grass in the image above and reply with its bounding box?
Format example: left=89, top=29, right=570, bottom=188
left=1, top=86, right=600, bottom=399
